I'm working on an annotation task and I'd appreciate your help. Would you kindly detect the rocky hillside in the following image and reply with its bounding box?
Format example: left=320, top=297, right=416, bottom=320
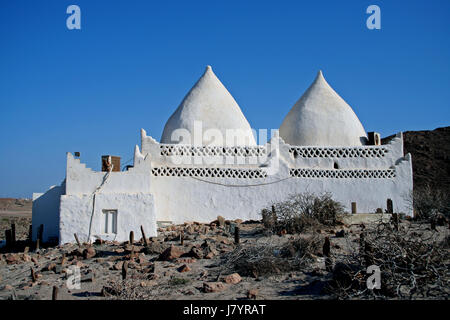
left=383, top=126, right=450, bottom=193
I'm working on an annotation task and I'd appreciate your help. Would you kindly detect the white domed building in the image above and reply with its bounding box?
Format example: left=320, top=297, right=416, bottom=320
left=280, top=71, right=367, bottom=147
left=161, top=66, right=256, bottom=146
left=31, top=67, right=413, bottom=244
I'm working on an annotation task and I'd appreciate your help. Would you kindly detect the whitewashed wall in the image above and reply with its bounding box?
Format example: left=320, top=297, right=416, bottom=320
left=58, top=152, right=157, bottom=244
left=66, top=152, right=151, bottom=195
left=31, top=182, right=65, bottom=242
left=59, top=193, right=156, bottom=244
left=142, top=130, right=413, bottom=223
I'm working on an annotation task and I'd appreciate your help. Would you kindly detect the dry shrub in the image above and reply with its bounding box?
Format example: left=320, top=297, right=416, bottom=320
left=261, top=192, right=347, bottom=234
left=409, top=185, right=450, bottom=221
left=222, top=236, right=321, bottom=277
left=326, top=221, right=450, bottom=299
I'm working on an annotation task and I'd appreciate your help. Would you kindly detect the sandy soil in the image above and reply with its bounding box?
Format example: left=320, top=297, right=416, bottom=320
left=0, top=218, right=448, bottom=300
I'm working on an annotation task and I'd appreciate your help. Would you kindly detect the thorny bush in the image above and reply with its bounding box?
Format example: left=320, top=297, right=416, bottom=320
left=261, top=192, right=347, bottom=234
left=325, top=221, right=450, bottom=299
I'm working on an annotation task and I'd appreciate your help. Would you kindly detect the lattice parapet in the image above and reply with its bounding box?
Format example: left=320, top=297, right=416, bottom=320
left=289, top=146, right=388, bottom=158
left=152, top=167, right=267, bottom=179
left=159, top=144, right=267, bottom=157
left=290, top=168, right=396, bottom=179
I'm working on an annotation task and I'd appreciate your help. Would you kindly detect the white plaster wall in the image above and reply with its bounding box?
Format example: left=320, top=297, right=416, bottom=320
left=143, top=131, right=413, bottom=223
left=59, top=193, right=157, bottom=244
left=31, top=182, right=65, bottom=242
left=65, top=152, right=151, bottom=196
left=287, top=133, right=405, bottom=169
left=149, top=155, right=413, bottom=224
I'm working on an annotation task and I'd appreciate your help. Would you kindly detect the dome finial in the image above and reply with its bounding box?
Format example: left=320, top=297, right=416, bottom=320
left=316, top=70, right=324, bottom=80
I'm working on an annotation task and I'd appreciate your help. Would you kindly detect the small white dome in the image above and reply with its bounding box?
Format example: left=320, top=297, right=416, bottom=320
left=161, top=66, right=256, bottom=146
left=280, top=71, right=367, bottom=146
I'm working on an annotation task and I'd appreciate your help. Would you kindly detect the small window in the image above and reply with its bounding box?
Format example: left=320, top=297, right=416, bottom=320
left=103, top=210, right=117, bottom=234
left=334, top=162, right=339, bottom=169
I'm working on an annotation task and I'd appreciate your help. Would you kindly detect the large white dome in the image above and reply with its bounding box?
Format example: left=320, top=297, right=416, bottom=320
left=280, top=71, right=367, bottom=146
left=161, top=66, right=256, bottom=146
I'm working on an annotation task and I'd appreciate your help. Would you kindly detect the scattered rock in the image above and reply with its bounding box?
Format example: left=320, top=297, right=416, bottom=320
left=185, top=225, right=195, bottom=234
left=82, top=247, right=96, bottom=259
left=80, top=270, right=95, bottom=282
left=42, top=263, right=57, bottom=272
left=201, top=240, right=218, bottom=258
left=70, top=248, right=84, bottom=257
left=335, top=229, right=346, bottom=238
left=223, top=273, right=242, bottom=284
left=142, top=264, right=155, bottom=273
left=158, top=245, right=185, bottom=261
left=203, top=282, right=227, bottom=293
left=247, top=289, right=258, bottom=299
left=112, top=261, right=124, bottom=270
left=186, top=246, right=203, bottom=259
left=5, top=254, right=18, bottom=265
left=177, top=264, right=191, bottom=273
left=144, top=242, right=166, bottom=254
left=175, top=258, right=197, bottom=264
left=101, top=286, right=119, bottom=297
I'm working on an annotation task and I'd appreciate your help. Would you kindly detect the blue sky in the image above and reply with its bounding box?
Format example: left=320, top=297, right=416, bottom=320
left=1, top=0, right=449, bottom=198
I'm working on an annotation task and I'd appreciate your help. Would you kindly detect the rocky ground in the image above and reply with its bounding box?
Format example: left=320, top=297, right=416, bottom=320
left=0, top=217, right=448, bottom=300
left=0, top=198, right=32, bottom=244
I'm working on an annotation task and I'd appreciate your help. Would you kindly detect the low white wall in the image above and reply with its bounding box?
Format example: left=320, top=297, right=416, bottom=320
left=59, top=193, right=157, bottom=244
left=32, top=183, right=65, bottom=242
